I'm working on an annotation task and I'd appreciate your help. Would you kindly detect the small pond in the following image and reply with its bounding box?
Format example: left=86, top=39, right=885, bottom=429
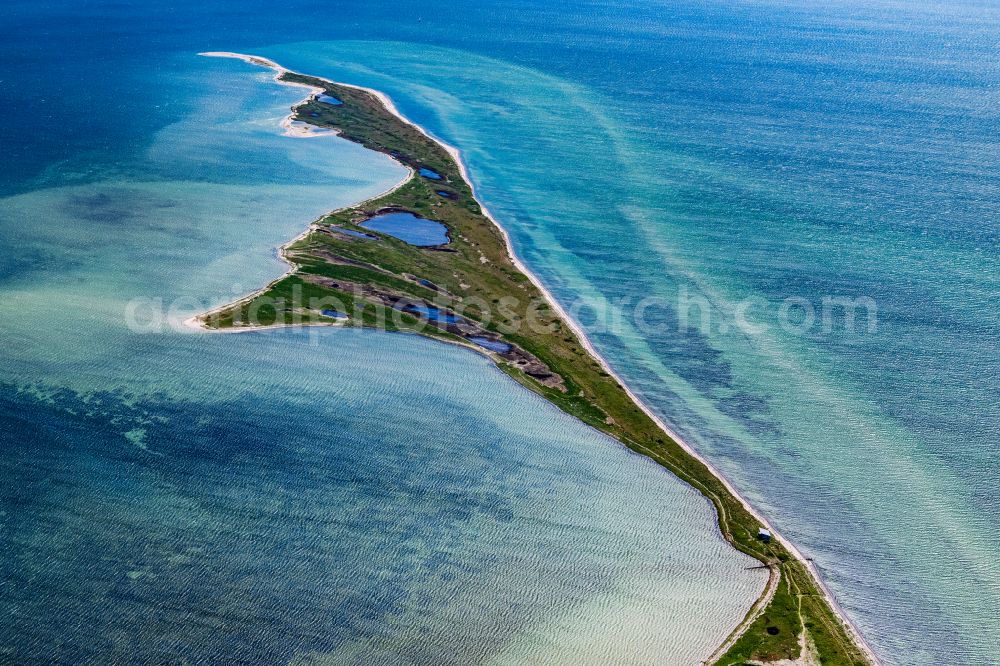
left=321, top=309, right=349, bottom=320
left=468, top=336, right=511, bottom=353
left=418, top=167, right=442, bottom=180
left=403, top=305, right=460, bottom=324
left=317, top=94, right=343, bottom=106
left=360, top=212, right=448, bottom=246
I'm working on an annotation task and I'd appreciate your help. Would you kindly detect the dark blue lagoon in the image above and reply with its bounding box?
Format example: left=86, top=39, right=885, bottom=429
left=361, top=212, right=448, bottom=246
left=468, top=336, right=511, bottom=353
left=403, top=304, right=460, bottom=323
left=317, top=94, right=343, bottom=105
left=418, top=167, right=442, bottom=180
left=321, top=309, right=348, bottom=319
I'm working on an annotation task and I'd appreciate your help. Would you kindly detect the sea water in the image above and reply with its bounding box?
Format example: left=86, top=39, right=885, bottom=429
left=0, top=38, right=762, bottom=666
left=2, top=1, right=998, bottom=664
left=258, top=12, right=999, bottom=664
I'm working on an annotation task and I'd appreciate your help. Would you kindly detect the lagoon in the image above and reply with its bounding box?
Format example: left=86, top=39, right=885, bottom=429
left=469, top=336, right=511, bottom=353
left=361, top=211, right=449, bottom=246
left=403, top=304, right=460, bottom=323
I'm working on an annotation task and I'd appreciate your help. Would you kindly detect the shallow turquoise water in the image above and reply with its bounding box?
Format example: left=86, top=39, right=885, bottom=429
left=259, top=23, right=1000, bottom=663
left=0, top=53, right=762, bottom=664
left=2, top=1, right=998, bottom=664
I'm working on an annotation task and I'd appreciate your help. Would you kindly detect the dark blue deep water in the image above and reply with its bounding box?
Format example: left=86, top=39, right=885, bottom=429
left=1, top=1, right=998, bottom=664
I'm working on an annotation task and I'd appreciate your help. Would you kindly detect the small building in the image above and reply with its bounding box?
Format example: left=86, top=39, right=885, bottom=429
left=757, top=528, right=772, bottom=543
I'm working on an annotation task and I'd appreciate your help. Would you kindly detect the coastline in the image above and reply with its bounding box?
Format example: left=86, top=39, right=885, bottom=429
left=195, top=51, right=879, bottom=665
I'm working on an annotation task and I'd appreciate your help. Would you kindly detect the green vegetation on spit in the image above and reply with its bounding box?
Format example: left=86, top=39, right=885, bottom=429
left=202, top=62, right=874, bottom=665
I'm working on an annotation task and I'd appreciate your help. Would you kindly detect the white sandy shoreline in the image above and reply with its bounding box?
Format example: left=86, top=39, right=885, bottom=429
left=195, top=51, right=880, bottom=665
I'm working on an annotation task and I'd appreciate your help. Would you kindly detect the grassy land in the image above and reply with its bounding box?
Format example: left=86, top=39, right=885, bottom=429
left=202, top=64, right=874, bottom=665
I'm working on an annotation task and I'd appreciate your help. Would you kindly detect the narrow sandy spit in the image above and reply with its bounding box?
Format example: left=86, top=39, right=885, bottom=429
left=195, top=51, right=880, bottom=665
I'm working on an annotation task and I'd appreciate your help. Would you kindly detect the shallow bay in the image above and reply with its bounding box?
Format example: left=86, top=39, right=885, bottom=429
left=0, top=54, right=763, bottom=664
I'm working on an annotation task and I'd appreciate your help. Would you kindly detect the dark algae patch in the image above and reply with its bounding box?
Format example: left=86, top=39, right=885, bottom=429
left=203, top=57, right=875, bottom=666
